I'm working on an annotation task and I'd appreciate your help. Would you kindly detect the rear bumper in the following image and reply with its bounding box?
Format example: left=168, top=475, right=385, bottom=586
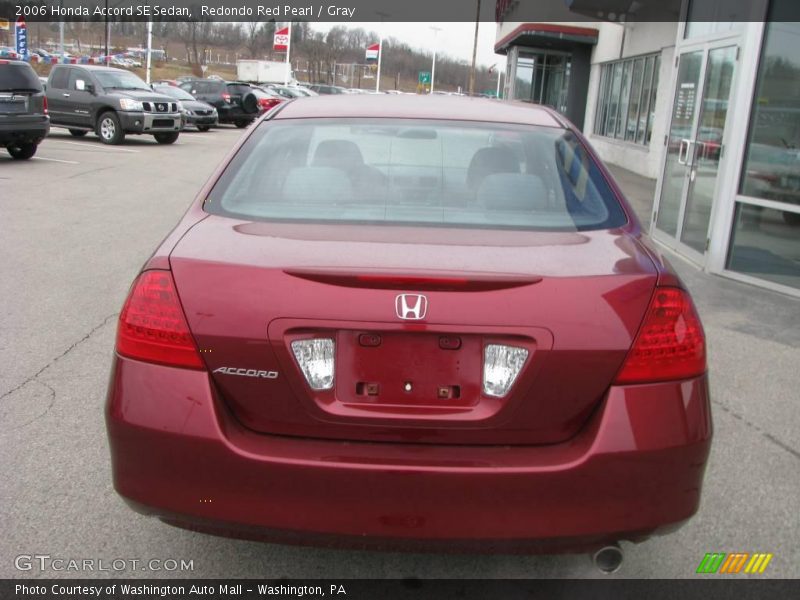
left=0, top=116, right=49, bottom=144
left=106, top=357, right=712, bottom=553
left=217, top=106, right=254, bottom=123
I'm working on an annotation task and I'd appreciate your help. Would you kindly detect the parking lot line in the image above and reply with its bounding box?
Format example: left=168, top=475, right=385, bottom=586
left=50, top=140, right=140, bottom=154
left=33, top=156, right=80, bottom=165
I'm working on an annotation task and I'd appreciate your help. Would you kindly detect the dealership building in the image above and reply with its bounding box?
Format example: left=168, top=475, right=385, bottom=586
left=495, top=0, right=800, bottom=297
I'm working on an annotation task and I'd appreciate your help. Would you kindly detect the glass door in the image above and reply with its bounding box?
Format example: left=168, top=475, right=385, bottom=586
left=655, top=44, right=738, bottom=257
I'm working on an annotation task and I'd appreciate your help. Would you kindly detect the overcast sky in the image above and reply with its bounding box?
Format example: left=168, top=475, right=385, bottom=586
left=311, top=22, right=507, bottom=71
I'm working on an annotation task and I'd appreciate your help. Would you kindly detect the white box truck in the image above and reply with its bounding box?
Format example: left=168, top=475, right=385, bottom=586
left=236, top=60, right=295, bottom=84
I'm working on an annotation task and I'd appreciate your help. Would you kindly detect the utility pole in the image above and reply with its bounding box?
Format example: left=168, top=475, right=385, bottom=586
left=429, top=26, right=442, bottom=93
left=469, top=0, right=481, bottom=96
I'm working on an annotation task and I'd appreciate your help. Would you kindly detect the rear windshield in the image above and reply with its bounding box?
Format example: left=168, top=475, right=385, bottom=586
left=205, top=118, right=627, bottom=232
left=226, top=84, right=252, bottom=95
left=0, top=63, right=42, bottom=92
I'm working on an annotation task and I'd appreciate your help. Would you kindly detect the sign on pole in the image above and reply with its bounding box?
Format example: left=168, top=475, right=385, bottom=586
left=15, top=16, right=28, bottom=58
left=418, top=71, right=431, bottom=85
left=365, top=43, right=379, bottom=62
left=274, top=27, right=289, bottom=52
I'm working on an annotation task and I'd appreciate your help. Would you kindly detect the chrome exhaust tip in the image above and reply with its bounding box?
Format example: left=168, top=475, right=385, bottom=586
left=592, top=543, right=624, bottom=574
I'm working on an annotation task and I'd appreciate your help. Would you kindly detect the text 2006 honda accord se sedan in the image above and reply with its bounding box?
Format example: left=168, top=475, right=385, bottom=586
left=106, top=95, right=710, bottom=561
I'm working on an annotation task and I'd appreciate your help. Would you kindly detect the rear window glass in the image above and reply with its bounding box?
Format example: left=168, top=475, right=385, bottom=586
left=0, top=63, right=42, bottom=92
left=206, top=118, right=627, bottom=232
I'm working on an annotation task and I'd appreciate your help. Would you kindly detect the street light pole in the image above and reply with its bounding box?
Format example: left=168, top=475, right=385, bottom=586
left=104, top=0, right=109, bottom=62
left=145, top=20, right=152, bottom=84
left=429, top=26, right=441, bottom=94
left=58, top=0, right=64, bottom=55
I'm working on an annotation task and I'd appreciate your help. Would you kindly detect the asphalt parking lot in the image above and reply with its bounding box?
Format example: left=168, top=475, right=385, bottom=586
left=1, top=126, right=798, bottom=580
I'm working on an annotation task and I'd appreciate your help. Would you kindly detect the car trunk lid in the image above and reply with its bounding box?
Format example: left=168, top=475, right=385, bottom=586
left=170, top=216, right=658, bottom=445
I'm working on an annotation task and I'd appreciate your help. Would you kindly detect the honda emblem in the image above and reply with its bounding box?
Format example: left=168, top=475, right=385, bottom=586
left=395, top=294, right=428, bottom=320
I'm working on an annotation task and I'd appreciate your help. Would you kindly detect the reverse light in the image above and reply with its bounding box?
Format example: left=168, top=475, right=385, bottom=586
left=291, top=339, right=335, bottom=390
left=483, top=344, right=528, bottom=397
left=116, top=270, right=204, bottom=370
left=221, top=92, right=232, bottom=103
left=614, top=287, right=706, bottom=384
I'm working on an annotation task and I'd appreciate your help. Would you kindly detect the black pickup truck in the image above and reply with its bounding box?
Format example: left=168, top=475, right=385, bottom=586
left=46, top=64, right=181, bottom=145
left=0, top=59, right=49, bottom=160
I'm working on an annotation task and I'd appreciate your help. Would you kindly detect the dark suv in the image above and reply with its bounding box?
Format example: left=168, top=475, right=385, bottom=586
left=46, top=65, right=182, bottom=145
left=179, top=80, right=259, bottom=128
left=0, top=59, right=49, bottom=160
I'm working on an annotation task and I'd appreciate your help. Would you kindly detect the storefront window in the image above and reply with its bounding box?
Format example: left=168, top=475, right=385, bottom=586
left=684, top=0, right=759, bottom=38
left=728, top=204, right=800, bottom=290
left=730, top=12, right=800, bottom=291
left=595, top=53, right=659, bottom=146
left=739, top=22, right=800, bottom=203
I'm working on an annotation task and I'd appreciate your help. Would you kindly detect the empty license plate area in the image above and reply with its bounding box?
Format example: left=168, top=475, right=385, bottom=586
left=336, top=330, right=482, bottom=408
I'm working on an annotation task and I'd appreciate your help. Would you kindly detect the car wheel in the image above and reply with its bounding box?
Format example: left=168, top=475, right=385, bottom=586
left=196, top=125, right=211, bottom=132
left=69, top=129, right=88, bottom=137
left=242, top=92, right=259, bottom=115
left=97, top=112, right=125, bottom=145
left=154, top=132, right=179, bottom=145
left=7, top=142, right=38, bottom=160
left=234, top=121, right=250, bottom=129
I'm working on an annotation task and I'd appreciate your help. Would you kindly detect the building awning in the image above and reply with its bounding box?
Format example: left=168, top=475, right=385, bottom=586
left=564, top=0, right=682, bottom=21
left=494, top=23, right=600, bottom=55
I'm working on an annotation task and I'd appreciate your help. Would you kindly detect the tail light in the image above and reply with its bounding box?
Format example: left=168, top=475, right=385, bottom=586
left=42, top=95, right=48, bottom=114
left=258, top=98, right=281, bottom=111
left=221, top=92, right=231, bottom=103
left=291, top=339, right=335, bottom=390
left=614, top=287, right=706, bottom=384
left=116, top=270, right=204, bottom=370
left=483, top=344, right=529, bottom=397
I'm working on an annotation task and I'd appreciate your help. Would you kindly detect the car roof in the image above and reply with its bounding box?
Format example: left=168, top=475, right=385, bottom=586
left=53, top=64, right=125, bottom=72
left=273, top=95, right=564, bottom=128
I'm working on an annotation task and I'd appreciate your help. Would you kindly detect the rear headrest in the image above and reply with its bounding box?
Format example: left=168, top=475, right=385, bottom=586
left=466, top=146, right=521, bottom=188
left=283, top=167, right=353, bottom=204
left=312, top=140, right=364, bottom=170
left=477, top=173, right=549, bottom=211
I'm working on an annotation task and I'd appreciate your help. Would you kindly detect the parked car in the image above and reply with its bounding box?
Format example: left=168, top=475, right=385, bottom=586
left=307, top=83, right=347, bottom=95
left=0, top=47, right=20, bottom=60
left=179, top=79, right=260, bottom=128
left=106, top=96, right=711, bottom=561
left=153, top=85, right=218, bottom=132
left=46, top=64, right=182, bottom=145
left=0, top=59, right=50, bottom=160
left=264, top=83, right=315, bottom=99
left=252, top=86, right=284, bottom=113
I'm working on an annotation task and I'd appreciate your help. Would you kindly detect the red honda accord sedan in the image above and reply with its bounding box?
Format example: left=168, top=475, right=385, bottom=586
left=106, top=95, right=710, bottom=561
